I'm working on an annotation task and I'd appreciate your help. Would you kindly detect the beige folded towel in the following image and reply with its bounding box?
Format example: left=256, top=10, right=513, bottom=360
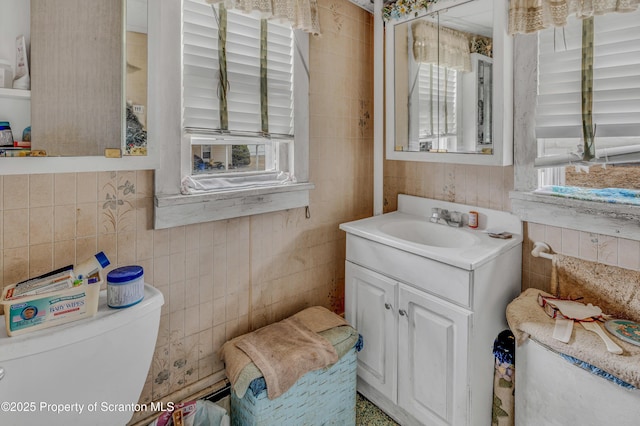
left=220, top=306, right=348, bottom=399
left=507, top=288, right=640, bottom=388
left=236, top=315, right=338, bottom=399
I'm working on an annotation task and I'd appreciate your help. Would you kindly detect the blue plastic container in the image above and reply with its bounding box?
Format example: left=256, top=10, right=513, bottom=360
left=107, top=265, right=144, bottom=308
left=0, top=121, right=13, bottom=146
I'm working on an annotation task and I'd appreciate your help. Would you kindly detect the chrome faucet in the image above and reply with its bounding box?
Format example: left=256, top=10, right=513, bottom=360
left=430, top=208, right=463, bottom=227
left=430, top=208, right=447, bottom=224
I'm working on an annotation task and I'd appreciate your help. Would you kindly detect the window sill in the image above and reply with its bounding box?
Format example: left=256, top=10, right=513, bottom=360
left=510, top=191, right=640, bottom=240
left=154, top=182, right=315, bottom=229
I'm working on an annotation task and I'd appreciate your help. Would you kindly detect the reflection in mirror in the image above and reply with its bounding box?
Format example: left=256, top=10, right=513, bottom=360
left=394, top=0, right=493, bottom=154
left=125, top=0, right=148, bottom=156
left=0, top=0, right=147, bottom=158
left=30, top=0, right=123, bottom=157
left=0, top=0, right=30, bottom=157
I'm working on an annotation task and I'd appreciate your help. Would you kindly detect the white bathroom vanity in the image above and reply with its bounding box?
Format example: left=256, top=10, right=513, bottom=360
left=340, top=195, right=522, bottom=425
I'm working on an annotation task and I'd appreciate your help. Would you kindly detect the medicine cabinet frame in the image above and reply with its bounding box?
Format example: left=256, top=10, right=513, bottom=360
left=384, top=0, right=513, bottom=166
left=0, top=0, right=159, bottom=175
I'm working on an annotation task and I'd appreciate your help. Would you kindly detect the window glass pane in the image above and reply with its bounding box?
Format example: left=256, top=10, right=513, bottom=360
left=191, top=140, right=290, bottom=176
left=192, top=144, right=259, bottom=174
left=564, top=165, right=640, bottom=189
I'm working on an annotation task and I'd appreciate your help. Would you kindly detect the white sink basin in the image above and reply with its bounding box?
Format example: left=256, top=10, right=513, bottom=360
left=379, top=219, right=478, bottom=248
left=339, top=195, right=523, bottom=269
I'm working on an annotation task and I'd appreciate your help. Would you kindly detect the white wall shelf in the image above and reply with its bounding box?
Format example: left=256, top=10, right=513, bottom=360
left=0, top=88, right=30, bottom=100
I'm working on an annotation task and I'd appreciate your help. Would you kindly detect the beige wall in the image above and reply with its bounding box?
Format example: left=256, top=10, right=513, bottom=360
left=522, top=222, right=640, bottom=293
left=0, top=0, right=374, bottom=420
left=384, top=161, right=514, bottom=212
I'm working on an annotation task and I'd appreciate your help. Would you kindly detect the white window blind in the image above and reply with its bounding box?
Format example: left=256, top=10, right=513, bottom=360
left=417, top=64, right=458, bottom=139
left=535, top=10, right=640, bottom=167
left=183, top=0, right=294, bottom=138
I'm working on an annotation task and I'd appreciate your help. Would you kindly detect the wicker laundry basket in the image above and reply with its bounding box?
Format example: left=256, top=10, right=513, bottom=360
left=231, top=346, right=357, bottom=426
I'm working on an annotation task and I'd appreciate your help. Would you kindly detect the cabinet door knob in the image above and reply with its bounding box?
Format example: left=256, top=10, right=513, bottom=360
left=384, top=303, right=392, bottom=310
left=399, top=309, right=407, bottom=316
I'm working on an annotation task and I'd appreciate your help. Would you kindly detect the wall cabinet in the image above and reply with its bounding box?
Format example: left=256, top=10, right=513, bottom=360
left=385, top=0, right=513, bottom=165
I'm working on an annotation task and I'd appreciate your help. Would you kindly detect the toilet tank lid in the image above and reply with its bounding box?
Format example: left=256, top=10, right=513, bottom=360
left=0, top=284, right=164, bottom=362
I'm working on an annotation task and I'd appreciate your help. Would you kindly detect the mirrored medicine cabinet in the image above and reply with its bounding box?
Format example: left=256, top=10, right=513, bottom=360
left=385, top=0, right=513, bottom=165
left=0, top=0, right=158, bottom=175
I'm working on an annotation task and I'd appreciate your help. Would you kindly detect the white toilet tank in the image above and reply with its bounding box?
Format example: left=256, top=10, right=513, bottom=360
left=0, top=284, right=164, bottom=426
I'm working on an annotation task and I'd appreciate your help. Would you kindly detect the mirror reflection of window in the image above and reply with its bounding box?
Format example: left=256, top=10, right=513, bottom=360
left=409, top=19, right=468, bottom=153
left=125, top=0, right=148, bottom=156
left=395, top=7, right=494, bottom=154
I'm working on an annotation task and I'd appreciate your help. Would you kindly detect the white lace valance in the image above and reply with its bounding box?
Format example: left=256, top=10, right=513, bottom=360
left=206, top=0, right=321, bottom=35
left=508, top=0, right=640, bottom=35
left=411, top=20, right=471, bottom=72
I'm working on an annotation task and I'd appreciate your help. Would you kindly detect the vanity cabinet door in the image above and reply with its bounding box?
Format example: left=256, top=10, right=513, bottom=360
left=345, top=261, right=398, bottom=403
left=398, top=283, right=471, bottom=426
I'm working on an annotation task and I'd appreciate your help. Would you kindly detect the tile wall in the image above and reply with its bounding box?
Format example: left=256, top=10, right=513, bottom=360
left=522, top=223, right=640, bottom=293
left=0, top=0, right=374, bottom=422
left=383, top=161, right=514, bottom=212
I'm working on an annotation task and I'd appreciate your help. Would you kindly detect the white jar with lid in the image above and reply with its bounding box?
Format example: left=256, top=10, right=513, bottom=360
left=0, top=60, right=13, bottom=89
left=107, top=265, right=144, bottom=308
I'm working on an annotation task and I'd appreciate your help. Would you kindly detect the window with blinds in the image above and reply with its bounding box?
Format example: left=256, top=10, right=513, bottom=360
left=183, top=0, right=294, bottom=176
left=535, top=9, right=640, bottom=169
left=418, top=65, right=458, bottom=140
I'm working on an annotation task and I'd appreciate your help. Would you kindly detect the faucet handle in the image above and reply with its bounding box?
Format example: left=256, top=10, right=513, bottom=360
left=449, top=211, right=463, bottom=227
left=430, top=207, right=441, bottom=223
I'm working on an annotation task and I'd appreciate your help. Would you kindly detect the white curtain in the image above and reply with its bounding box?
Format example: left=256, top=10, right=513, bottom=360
left=411, top=20, right=471, bottom=72
left=206, top=0, right=321, bottom=35
left=508, top=0, right=639, bottom=34
left=181, top=171, right=294, bottom=194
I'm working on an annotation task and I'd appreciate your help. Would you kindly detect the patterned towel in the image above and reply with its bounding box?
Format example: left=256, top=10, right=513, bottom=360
left=535, top=185, right=640, bottom=205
